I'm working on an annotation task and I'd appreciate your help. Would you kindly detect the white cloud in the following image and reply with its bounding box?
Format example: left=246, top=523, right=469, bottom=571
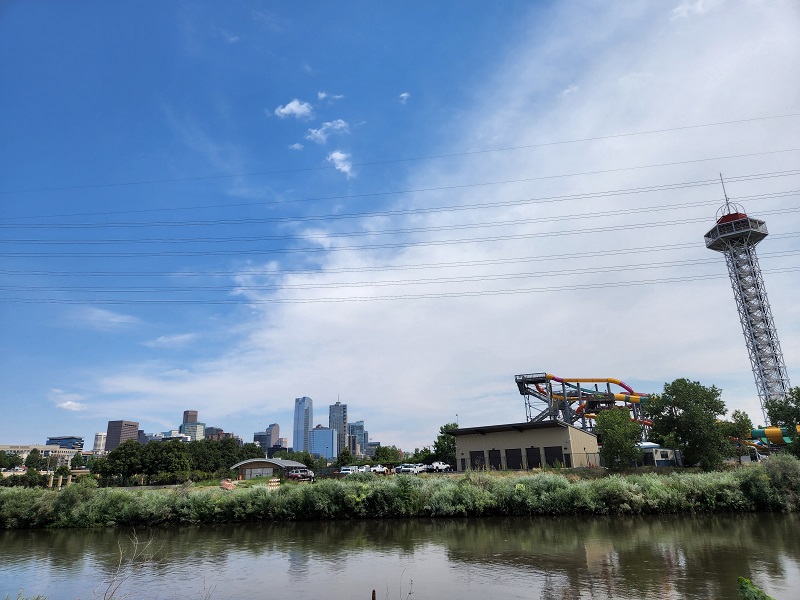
left=399, top=92, right=410, bottom=104
left=49, top=389, right=88, bottom=412
left=318, top=91, right=344, bottom=101
left=273, top=99, right=315, bottom=119
left=671, top=0, right=725, bottom=20
left=561, top=84, right=579, bottom=97
left=289, top=142, right=304, bottom=151
left=142, top=333, right=198, bottom=349
left=326, top=150, right=353, bottom=176
left=72, top=307, right=142, bottom=332
left=63, top=2, right=800, bottom=450
left=306, top=119, right=349, bottom=144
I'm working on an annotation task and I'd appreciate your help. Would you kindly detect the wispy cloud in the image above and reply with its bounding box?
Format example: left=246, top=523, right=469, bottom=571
left=399, top=92, right=410, bottom=104
left=143, top=333, right=199, bottom=349
left=273, top=99, right=315, bottom=119
left=72, top=307, right=142, bottom=332
left=289, top=142, right=304, bottom=151
left=49, top=389, right=88, bottom=412
left=326, top=150, right=353, bottom=177
left=306, top=119, right=349, bottom=144
left=318, top=91, right=344, bottom=101
left=561, top=84, right=579, bottom=97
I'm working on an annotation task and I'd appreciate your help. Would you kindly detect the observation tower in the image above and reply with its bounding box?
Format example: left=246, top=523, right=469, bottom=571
left=704, top=179, right=791, bottom=424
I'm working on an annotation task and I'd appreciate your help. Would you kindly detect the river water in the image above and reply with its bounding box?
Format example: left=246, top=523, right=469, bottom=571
left=1, top=514, right=798, bottom=600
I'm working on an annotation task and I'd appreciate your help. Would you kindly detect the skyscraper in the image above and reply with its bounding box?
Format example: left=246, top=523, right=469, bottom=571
left=293, top=397, right=313, bottom=453
left=179, top=410, right=205, bottom=441
left=310, top=425, right=338, bottom=461
left=93, top=432, right=107, bottom=454
left=328, top=401, right=348, bottom=454
left=348, top=420, right=365, bottom=456
left=253, top=424, right=280, bottom=449
left=105, top=420, right=139, bottom=451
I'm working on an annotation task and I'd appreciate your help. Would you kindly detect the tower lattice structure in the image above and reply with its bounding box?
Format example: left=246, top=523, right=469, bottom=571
left=704, top=187, right=790, bottom=425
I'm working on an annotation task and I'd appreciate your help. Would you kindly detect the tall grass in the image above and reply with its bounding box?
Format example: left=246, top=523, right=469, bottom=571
left=2, top=455, right=800, bottom=529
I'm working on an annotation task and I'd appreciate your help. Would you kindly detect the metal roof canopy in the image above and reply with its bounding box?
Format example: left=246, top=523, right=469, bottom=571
left=230, top=458, right=308, bottom=470
left=447, top=420, right=596, bottom=437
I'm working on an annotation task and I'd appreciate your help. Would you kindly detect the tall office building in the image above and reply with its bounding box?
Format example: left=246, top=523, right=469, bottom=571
left=254, top=423, right=280, bottom=449
left=328, top=401, right=348, bottom=454
left=348, top=420, right=366, bottom=456
left=310, top=425, right=338, bottom=461
left=179, top=410, right=205, bottom=441
left=293, top=397, right=313, bottom=453
left=93, top=432, right=107, bottom=454
left=105, top=420, right=139, bottom=451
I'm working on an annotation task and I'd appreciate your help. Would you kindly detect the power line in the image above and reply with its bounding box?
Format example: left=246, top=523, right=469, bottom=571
left=2, top=148, right=799, bottom=222
left=3, top=170, right=798, bottom=230
left=3, top=250, right=796, bottom=293
left=3, top=190, right=798, bottom=245
left=3, top=209, right=799, bottom=258
left=3, top=267, right=797, bottom=305
left=3, top=112, right=798, bottom=196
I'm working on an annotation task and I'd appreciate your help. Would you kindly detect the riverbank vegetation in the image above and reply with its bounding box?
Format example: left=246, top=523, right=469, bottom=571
left=1, top=454, right=799, bottom=529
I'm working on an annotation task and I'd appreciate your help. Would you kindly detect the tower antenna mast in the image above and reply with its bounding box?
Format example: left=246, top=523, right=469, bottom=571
left=704, top=180, right=790, bottom=425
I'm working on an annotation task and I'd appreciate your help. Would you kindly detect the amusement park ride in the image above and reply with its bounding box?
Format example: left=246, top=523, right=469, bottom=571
left=514, top=178, right=794, bottom=447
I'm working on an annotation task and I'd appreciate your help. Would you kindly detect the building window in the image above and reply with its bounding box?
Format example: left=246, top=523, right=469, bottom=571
left=526, top=447, right=541, bottom=469
left=543, top=446, right=565, bottom=467
left=469, top=450, right=485, bottom=470
left=487, top=449, right=501, bottom=470
left=505, top=448, right=523, bottom=470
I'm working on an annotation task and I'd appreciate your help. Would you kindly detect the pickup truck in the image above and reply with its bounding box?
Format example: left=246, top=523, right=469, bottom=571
left=427, top=462, right=452, bottom=472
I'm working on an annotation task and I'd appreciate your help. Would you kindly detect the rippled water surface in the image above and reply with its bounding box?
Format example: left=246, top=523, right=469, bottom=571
left=1, top=514, right=799, bottom=599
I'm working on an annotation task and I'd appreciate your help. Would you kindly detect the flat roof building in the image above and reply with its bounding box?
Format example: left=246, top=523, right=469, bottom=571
left=449, top=420, right=599, bottom=471
left=105, top=420, right=139, bottom=452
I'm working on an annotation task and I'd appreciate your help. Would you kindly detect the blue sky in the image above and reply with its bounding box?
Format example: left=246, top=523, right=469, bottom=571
left=1, top=1, right=799, bottom=450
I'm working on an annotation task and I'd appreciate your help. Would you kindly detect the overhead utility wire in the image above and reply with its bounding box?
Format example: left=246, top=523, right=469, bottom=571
left=4, top=267, right=798, bottom=305
left=2, top=233, right=798, bottom=277
left=3, top=171, right=798, bottom=230
left=3, top=112, right=799, bottom=196
left=3, top=209, right=799, bottom=258
left=3, top=190, right=798, bottom=245
left=5, top=250, right=795, bottom=293
left=3, top=150, right=799, bottom=222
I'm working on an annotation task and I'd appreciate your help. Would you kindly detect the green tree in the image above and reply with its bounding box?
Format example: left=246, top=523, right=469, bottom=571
left=24, top=448, right=43, bottom=471
left=70, top=453, right=85, bottom=469
left=0, top=452, right=23, bottom=469
left=719, top=409, right=755, bottom=463
left=373, top=445, right=402, bottom=464
left=433, top=422, right=458, bottom=465
left=643, top=378, right=731, bottom=470
left=595, top=408, right=642, bottom=470
left=103, top=439, right=143, bottom=478
left=239, top=442, right=266, bottom=461
left=335, top=448, right=354, bottom=467
left=142, top=440, right=191, bottom=476
left=765, top=387, right=800, bottom=458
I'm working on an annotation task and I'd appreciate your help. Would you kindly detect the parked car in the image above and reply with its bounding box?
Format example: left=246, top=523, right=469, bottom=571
left=398, top=463, right=421, bottom=474
left=287, top=468, right=315, bottom=482
left=427, top=461, right=451, bottom=472
left=339, top=466, right=358, bottom=475
left=371, top=464, right=389, bottom=475
left=357, top=465, right=371, bottom=473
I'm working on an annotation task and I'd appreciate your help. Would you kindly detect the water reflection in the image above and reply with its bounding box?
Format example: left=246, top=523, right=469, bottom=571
left=1, top=514, right=798, bottom=599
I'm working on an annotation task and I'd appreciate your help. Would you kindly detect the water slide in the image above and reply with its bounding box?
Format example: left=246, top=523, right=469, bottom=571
left=750, top=425, right=800, bottom=445
left=516, top=372, right=652, bottom=426
left=541, top=374, right=650, bottom=404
